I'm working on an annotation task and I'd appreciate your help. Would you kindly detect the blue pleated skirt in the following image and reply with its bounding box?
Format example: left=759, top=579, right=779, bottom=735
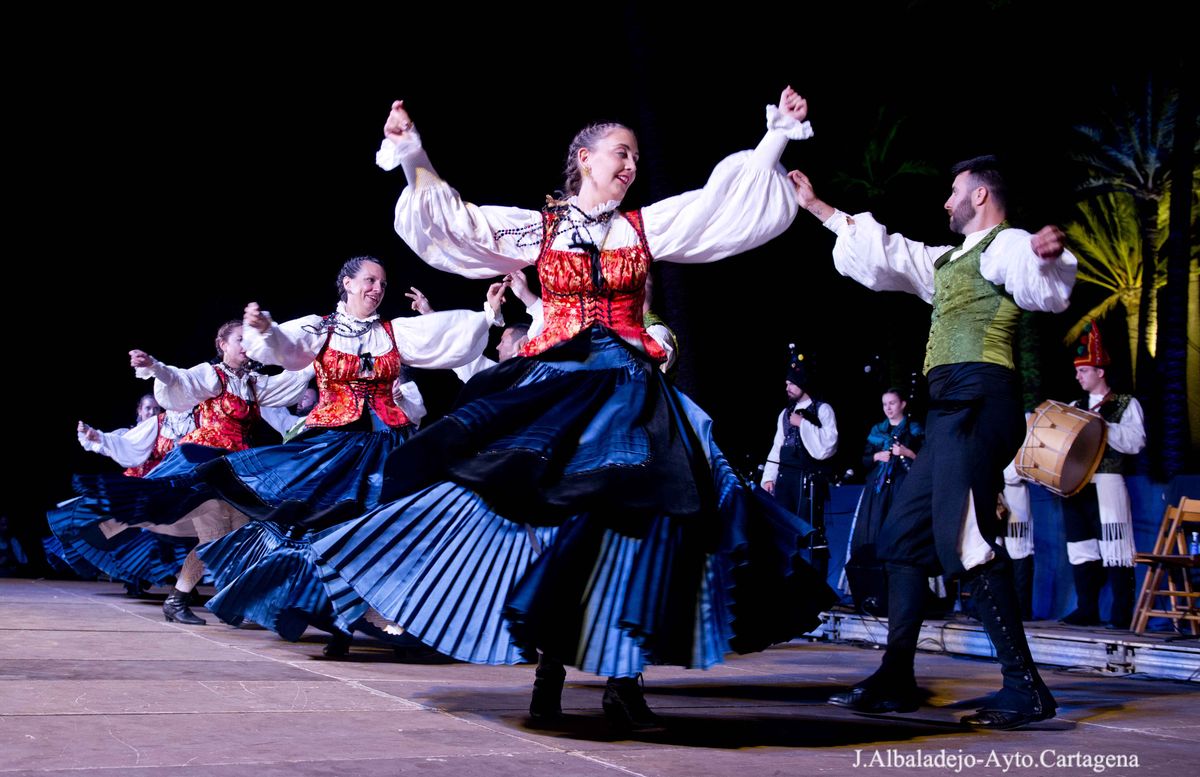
left=41, top=533, right=99, bottom=579
left=206, top=426, right=411, bottom=524
left=193, top=426, right=410, bottom=637
left=65, top=425, right=409, bottom=537
left=46, top=497, right=195, bottom=585
left=59, top=422, right=407, bottom=635
left=314, top=327, right=836, bottom=676
left=71, top=531, right=191, bottom=586
left=199, top=521, right=334, bottom=640
left=58, top=445, right=229, bottom=541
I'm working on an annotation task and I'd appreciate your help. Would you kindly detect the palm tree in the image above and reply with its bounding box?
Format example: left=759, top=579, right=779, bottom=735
left=1071, top=77, right=1180, bottom=389
left=1062, top=192, right=1168, bottom=379
left=831, top=108, right=938, bottom=209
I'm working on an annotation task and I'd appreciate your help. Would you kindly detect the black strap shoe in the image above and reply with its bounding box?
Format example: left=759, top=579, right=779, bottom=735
left=828, top=685, right=920, bottom=714
left=962, top=707, right=1055, bottom=730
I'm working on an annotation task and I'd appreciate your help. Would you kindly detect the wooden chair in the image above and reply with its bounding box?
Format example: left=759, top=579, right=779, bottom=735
left=1131, top=496, right=1200, bottom=635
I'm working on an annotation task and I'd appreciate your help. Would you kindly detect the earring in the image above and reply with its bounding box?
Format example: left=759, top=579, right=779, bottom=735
left=582, top=164, right=592, bottom=178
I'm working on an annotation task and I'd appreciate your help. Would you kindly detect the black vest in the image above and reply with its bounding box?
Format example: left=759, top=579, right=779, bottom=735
left=780, top=401, right=833, bottom=476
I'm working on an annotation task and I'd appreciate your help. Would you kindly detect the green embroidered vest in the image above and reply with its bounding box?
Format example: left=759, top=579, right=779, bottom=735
left=924, top=223, right=1021, bottom=373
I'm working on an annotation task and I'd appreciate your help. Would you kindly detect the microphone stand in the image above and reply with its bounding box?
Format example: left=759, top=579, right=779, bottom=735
left=806, top=472, right=829, bottom=581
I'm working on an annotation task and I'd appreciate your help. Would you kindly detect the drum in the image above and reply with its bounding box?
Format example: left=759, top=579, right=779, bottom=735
left=1015, top=399, right=1107, bottom=497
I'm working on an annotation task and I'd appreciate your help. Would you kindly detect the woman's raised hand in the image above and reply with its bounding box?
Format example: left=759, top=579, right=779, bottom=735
left=78, top=420, right=101, bottom=443
left=384, top=100, right=415, bottom=142
left=406, top=286, right=434, bottom=315
left=244, top=302, right=273, bottom=333
left=779, top=86, right=808, bottom=123
left=506, top=270, right=537, bottom=306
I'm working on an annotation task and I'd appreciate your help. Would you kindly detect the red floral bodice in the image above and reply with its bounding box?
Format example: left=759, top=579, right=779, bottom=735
left=179, top=366, right=260, bottom=452
left=305, top=319, right=410, bottom=429
left=521, top=208, right=667, bottom=362
left=123, top=413, right=177, bottom=478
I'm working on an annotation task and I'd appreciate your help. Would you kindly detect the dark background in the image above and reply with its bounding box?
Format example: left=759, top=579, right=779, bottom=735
left=7, top=2, right=1191, bottom=540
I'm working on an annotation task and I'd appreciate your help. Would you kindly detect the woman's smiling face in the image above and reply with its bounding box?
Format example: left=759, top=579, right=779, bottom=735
left=579, top=128, right=639, bottom=205
left=342, top=260, right=388, bottom=316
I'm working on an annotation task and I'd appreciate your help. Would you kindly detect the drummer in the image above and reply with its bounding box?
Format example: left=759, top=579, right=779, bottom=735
left=1058, top=322, right=1145, bottom=629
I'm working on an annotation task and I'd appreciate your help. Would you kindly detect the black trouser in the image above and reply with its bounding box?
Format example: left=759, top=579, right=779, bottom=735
left=774, top=467, right=828, bottom=524
left=866, top=364, right=1053, bottom=713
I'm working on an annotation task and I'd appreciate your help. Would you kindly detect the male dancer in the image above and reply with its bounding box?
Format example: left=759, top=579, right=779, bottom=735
left=790, top=156, right=1076, bottom=729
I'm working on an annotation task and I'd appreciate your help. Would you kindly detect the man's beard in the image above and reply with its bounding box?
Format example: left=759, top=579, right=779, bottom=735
left=949, top=198, right=976, bottom=234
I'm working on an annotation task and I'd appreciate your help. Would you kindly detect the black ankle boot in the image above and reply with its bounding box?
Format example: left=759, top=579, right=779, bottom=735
left=962, top=561, right=1056, bottom=729
left=323, top=631, right=352, bottom=658
left=529, top=660, right=566, bottom=720
left=1106, top=566, right=1136, bottom=630
left=163, top=589, right=205, bottom=625
left=602, top=674, right=660, bottom=730
left=1060, top=560, right=1104, bottom=626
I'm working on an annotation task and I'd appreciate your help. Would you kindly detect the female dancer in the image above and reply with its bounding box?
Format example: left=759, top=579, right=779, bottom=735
left=78, top=396, right=195, bottom=478
left=61, top=321, right=314, bottom=624
left=194, top=257, right=506, bottom=645
left=46, top=397, right=197, bottom=587
left=75, top=397, right=197, bottom=587
left=313, top=88, right=836, bottom=727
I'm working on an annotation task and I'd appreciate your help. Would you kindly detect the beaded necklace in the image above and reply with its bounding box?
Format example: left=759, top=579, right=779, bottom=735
left=302, top=311, right=378, bottom=339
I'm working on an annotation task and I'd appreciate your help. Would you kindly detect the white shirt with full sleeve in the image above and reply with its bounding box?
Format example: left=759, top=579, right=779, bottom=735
left=760, top=398, right=839, bottom=485
left=375, top=108, right=810, bottom=287
left=259, top=406, right=305, bottom=439
left=135, top=361, right=315, bottom=413
left=78, top=411, right=197, bottom=468
left=821, top=211, right=1077, bottom=313
left=452, top=297, right=545, bottom=383
left=244, top=302, right=497, bottom=374
left=821, top=210, right=1077, bottom=570
left=1091, top=393, right=1146, bottom=456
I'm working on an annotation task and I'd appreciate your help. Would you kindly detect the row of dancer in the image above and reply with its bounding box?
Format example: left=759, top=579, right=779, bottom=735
left=67, top=84, right=1079, bottom=732
left=51, top=328, right=310, bottom=598
left=55, top=274, right=512, bottom=640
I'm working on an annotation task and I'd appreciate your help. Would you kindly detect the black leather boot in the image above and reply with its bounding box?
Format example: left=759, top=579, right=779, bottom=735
left=602, top=674, right=660, bottom=730
left=1011, top=555, right=1035, bottom=620
left=961, top=561, right=1056, bottom=729
left=828, top=563, right=925, bottom=713
left=163, top=589, right=205, bottom=625
left=529, top=657, right=566, bottom=720
left=1060, top=560, right=1104, bottom=626
left=1106, top=566, right=1136, bottom=630
left=322, top=630, right=352, bottom=658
